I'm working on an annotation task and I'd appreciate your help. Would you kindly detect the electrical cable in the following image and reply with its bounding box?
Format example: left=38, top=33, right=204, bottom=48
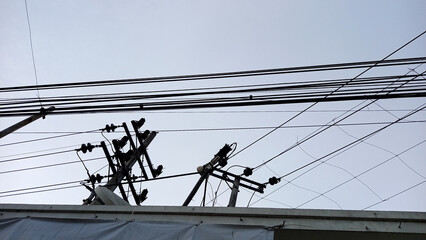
left=1, top=88, right=424, bottom=117
left=1, top=73, right=422, bottom=109
left=212, top=164, right=246, bottom=207
left=362, top=180, right=426, bottom=210
left=1, top=108, right=422, bottom=121
left=336, top=124, right=426, bottom=179
left=228, top=30, right=426, bottom=160
left=0, top=129, right=100, bottom=147
left=0, top=149, right=74, bottom=164
left=1, top=57, right=424, bottom=93
left=246, top=67, right=426, bottom=206
left=24, top=0, right=42, bottom=107
left=1, top=73, right=424, bottom=114
left=0, top=157, right=104, bottom=175
left=1, top=120, right=423, bottom=166
left=298, top=143, right=383, bottom=200
left=250, top=70, right=425, bottom=171
left=271, top=103, right=426, bottom=183
left=297, top=139, right=426, bottom=209
left=250, top=138, right=426, bottom=207
left=0, top=144, right=80, bottom=159
left=3, top=120, right=425, bottom=135
left=0, top=171, right=198, bottom=198
left=0, top=179, right=81, bottom=196
left=76, top=151, right=91, bottom=180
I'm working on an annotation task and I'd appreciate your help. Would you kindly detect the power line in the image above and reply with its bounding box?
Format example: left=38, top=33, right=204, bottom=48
left=0, top=157, right=104, bottom=175
left=245, top=67, right=426, bottom=207
left=228, top=30, right=426, bottom=159
left=1, top=120, right=423, bottom=164
left=250, top=102, right=426, bottom=207
left=1, top=73, right=422, bottom=109
left=1, top=72, right=424, bottom=112
left=0, top=149, right=74, bottom=164
left=24, top=0, right=42, bottom=106
left=362, top=180, right=426, bottom=210
left=249, top=68, right=425, bottom=171
left=1, top=57, right=424, bottom=93
left=1, top=84, right=424, bottom=117
left=0, top=144, right=79, bottom=159
left=273, top=103, right=426, bottom=182
left=0, top=171, right=198, bottom=198
left=0, top=129, right=100, bottom=147
left=250, top=138, right=426, bottom=207
left=0, top=106, right=423, bottom=117
left=295, top=139, right=426, bottom=209
left=297, top=142, right=383, bottom=201
left=0, top=180, right=81, bottom=196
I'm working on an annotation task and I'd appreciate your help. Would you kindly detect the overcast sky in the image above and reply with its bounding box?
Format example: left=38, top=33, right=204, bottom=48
left=1, top=0, right=425, bottom=211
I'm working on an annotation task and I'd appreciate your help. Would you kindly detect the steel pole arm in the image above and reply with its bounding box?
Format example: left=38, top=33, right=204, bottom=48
left=0, top=106, right=55, bottom=139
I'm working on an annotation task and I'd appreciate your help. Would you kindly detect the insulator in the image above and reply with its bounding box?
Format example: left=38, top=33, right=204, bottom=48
left=86, top=143, right=95, bottom=152
left=117, top=136, right=129, bottom=148
left=105, top=123, right=118, bottom=133
left=132, top=118, right=146, bottom=129
left=80, top=143, right=97, bottom=154
left=139, top=189, right=148, bottom=202
left=216, top=144, right=232, bottom=159
left=90, top=174, right=96, bottom=184
left=113, top=136, right=129, bottom=150
left=243, top=167, right=253, bottom=177
left=95, top=173, right=103, bottom=183
left=140, top=130, right=150, bottom=140
left=218, top=158, right=227, bottom=167
left=81, top=144, right=88, bottom=154
left=155, top=165, right=163, bottom=177
left=268, top=176, right=280, bottom=185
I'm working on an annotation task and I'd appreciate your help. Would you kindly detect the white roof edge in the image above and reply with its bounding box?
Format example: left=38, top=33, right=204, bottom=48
left=1, top=204, right=425, bottom=233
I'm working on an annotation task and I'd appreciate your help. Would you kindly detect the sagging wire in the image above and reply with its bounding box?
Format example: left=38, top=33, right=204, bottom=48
left=212, top=164, right=246, bottom=207
left=298, top=141, right=383, bottom=201
left=247, top=191, right=256, bottom=207
left=76, top=151, right=95, bottom=191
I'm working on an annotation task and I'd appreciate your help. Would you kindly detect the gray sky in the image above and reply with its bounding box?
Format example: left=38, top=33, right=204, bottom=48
left=1, top=0, right=425, bottom=211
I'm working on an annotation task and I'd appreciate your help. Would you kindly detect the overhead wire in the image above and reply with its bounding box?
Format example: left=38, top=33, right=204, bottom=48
left=1, top=73, right=423, bottom=109
left=0, top=129, right=100, bottom=147
left=1, top=108, right=422, bottom=120
left=0, top=31, right=422, bottom=206
left=270, top=103, right=426, bottom=184
left=0, top=144, right=80, bottom=159
left=250, top=69, right=425, bottom=171
left=0, top=149, right=74, bottom=164
left=249, top=138, right=426, bottom=207
left=296, top=139, right=426, bottom=209
left=1, top=57, right=424, bottom=93
left=0, top=120, right=426, bottom=182
left=1, top=72, right=425, bottom=113
left=336, top=124, right=426, bottom=179
left=0, top=157, right=104, bottom=175
left=1, top=82, right=424, bottom=116
left=298, top=143, right=383, bottom=201
left=228, top=30, right=426, bottom=160
left=0, top=171, right=198, bottom=198
left=245, top=66, right=426, bottom=206
left=24, top=0, right=42, bottom=107
left=362, top=180, right=426, bottom=210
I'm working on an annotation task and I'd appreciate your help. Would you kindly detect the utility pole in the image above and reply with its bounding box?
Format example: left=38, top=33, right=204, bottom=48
left=0, top=106, right=54, bottom=139
left=81, top=118, right=162, bottom=205
left=183, top=144, right=265, bottom=207
left=228, top=176, right=240, bottom=207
